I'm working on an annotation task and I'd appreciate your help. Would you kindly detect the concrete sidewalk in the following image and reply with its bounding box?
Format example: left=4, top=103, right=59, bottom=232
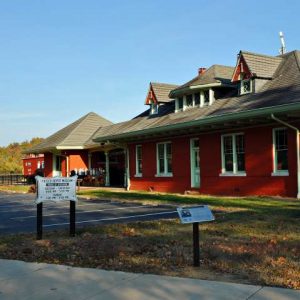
left=0, top=259, right=299, bottom=300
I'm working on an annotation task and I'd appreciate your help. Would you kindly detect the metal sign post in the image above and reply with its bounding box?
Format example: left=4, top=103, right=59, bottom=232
left=35, top=176, right=78, bottom=240
left=37, top=202, right=43, bottom=240
left=193, top=222, right=200, bottom=267
left=70, top=200, right=76, bottom=237
left=177, top=205, right=215, bottom=267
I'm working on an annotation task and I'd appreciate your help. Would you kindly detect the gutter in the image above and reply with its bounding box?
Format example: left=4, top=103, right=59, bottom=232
left=93, top=101, right=300, bottom=143
left=271, top=114, right=300, bottom=199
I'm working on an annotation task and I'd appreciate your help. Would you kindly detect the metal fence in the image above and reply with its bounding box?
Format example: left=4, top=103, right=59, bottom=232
left=0, top=174, right=29, bottom=185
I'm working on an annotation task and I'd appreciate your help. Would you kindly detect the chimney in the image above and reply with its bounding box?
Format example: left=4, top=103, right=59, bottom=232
left=198, top=67, right=206, bottom=75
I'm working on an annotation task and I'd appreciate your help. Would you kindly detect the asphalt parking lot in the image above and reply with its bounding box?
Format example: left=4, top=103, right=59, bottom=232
left=0, top=192, right=178, bottom=235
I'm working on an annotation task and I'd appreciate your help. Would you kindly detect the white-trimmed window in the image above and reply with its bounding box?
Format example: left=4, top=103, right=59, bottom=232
left=176, top=97, right=183, bottom=111
left=221, top=133, right=245, bottom=175
left=194, top=92, right=200, bottom=106
left=272, top=128, right=288, bottom=175
left=186, top=94, right=193, bottom=108
left=150, top=103, right=158, bottom=115
left=156, top=142, right=172, bottom=176
left=240, top=74, right=252, bottom=95
left=135, top=145, right=142, bottom=176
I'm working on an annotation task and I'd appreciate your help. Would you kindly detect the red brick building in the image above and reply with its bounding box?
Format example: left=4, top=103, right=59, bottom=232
left=29, top=50, right=300, bottom=198
left=27, top=113, right=125, bottom=187
left=93, top=50, right=300, bottom=198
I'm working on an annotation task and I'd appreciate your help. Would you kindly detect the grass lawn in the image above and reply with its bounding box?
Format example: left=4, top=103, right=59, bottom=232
left=0, top=185, right=30, bottom=193
left=0, top=187, right=299, bottom=289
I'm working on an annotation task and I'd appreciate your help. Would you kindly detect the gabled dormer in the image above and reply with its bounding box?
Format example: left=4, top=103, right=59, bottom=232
left=145, top=82, right=179, bottom=116
left=170, top=65, right=236, bottom=113
left=232, top=51, right=283, bottom=95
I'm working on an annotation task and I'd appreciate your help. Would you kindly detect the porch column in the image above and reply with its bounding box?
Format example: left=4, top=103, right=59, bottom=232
left=124, top=147, right=130, bottom=190
left=88, top=153, right=92, bottom=170
left=66, top=156, right=69, bottom=177
left=105, top=151, right=110, bottom=186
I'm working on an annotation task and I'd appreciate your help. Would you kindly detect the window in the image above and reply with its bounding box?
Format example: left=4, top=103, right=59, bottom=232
left=156, top=142, right=172, bottom=176
left=203, top=90, right=210, bottom=105
left=150, top=103, right=158, bottom=115
left=186, top=94, right=193, bottom=108
left=37, top=161, right=41, bottom=169
left=240, top=79, right=251, bottom=94
left=273, top=128, right=288, bottom=174
left=240, top=74, right=252, bottom=95
left=221, top=133, right=245, bottom=175
left=135, top=145, right=142, bottom=176
left=177, top=97, right=183, bottom=110
left=55, top=156, right=62, bottom=172
left=194, top=92, right=200, bottom=106
left=41, top=161, right=45, bottom=169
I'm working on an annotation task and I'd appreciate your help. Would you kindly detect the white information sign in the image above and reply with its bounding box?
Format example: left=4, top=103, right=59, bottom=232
left=177, top=205, right=215, bottom=224
left=35, top=176, right=78, bottom=204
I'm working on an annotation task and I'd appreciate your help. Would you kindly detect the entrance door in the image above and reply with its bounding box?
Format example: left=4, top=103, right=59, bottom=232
left=190, top=138, right=200, bottom=188
left=52, top=154, right=62, bottom=177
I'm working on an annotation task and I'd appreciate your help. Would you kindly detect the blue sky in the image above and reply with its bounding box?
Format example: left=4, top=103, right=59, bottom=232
left=0, top=0, right=299, bottom=146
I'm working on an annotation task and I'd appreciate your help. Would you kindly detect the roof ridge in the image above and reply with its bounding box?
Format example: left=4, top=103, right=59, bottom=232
left=241, top=50, right=282, bottom=60
left=151, top=82, right=179, bottom=86
left=60, top=112, right=96, bottom=145
left=210, top=64, right=234, bottom=68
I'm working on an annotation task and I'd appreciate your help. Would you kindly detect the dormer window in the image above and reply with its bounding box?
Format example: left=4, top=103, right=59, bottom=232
left=177, top=97, right=183, bottom=111
left=150, top=103, right=158, bottom=115
left=194, top=92, right=200, bottom=106
left=203, top=90, right=210, bottom=105
left=186, top=94, right=193, bottom=108
left=240, top=78, right=252, bottom=95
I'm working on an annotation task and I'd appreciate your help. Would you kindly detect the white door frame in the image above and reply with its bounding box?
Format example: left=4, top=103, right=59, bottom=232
left=190, top=138, right=200, bottom=188
left=52, top=154, right=62, bottom=177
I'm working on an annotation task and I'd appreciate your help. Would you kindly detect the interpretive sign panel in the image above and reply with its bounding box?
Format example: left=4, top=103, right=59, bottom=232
left=35, top=176, right=78, bottom=204
left=177, top=205, right=214, bottom=224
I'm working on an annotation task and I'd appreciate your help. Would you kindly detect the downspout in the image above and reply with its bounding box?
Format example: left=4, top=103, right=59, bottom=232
left=271, top=114, right=300, bottom=199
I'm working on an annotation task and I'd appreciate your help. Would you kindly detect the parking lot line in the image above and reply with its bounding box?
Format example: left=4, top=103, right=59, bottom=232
left=10, top=205, right=154, bottom=220
left=43, top=210, right=177, bottom=227
left=0, top=201, right=122, bottom=213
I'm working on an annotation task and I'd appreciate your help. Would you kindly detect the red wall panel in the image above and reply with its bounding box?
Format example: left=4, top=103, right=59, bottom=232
left=44, top=153, right=53, bottom=177
left=129, top=125, right=299, bottom=198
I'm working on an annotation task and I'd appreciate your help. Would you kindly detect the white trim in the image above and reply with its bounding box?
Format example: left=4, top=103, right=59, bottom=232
left=209, top=89, right=214, bottom=105
left=156, top=141, right=172, bottom=176
left=190, top=138, right=200, bottom=188
left=155, top=173, right=173, bottom=177
left=125, top=148, right=130, bottom=190
left=272, top=127, right=288, bottom=174
left=221, top=132, right=245, bottom=175
left=134, top=174, right=143, bottom=178
left=56, top=146, right=85, bottom=150
left=271, top=171, right=289, bottom=177
left=219, top=172, right=247, bottom=177
left=135, top=145, right=142, bottom=177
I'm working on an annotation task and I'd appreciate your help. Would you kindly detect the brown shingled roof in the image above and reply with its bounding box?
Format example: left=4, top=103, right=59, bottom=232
left=170, top=65, right=235, bottom=96
left=239, top=51, right=283, bottom=79
left=150, top=82, right=179, bottom=103
left=27, top=112, right=113, bottom=153
left=93, top=50, right=300, bottom=142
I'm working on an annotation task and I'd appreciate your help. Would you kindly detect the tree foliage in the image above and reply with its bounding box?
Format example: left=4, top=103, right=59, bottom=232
left=0, top=138, right=44, bottom=174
